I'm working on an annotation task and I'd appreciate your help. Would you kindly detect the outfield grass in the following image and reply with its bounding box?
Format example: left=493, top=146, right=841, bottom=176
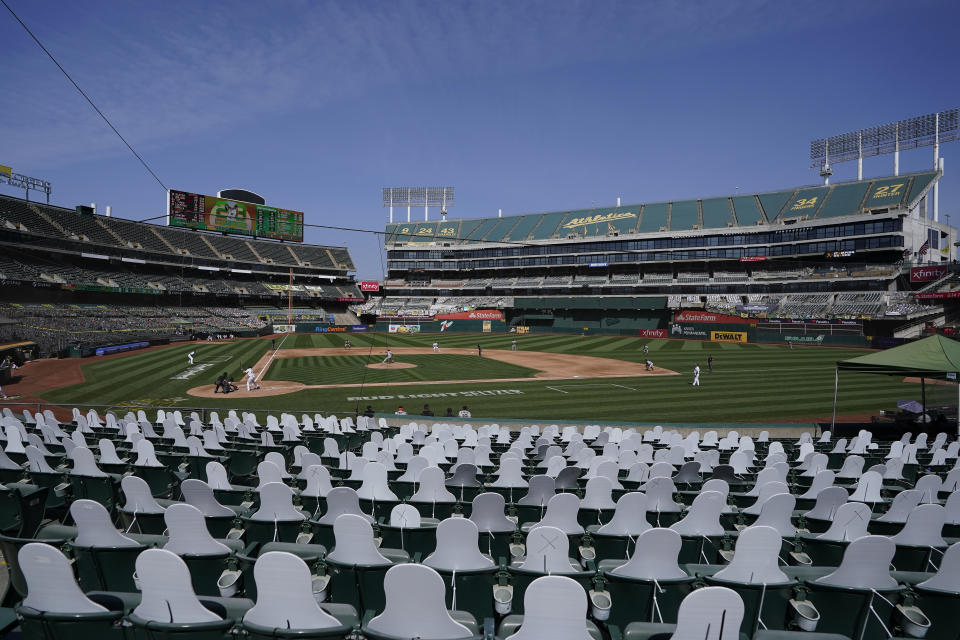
left=38, top=331, right=939, bottom=424
left=266, top=353, right=538, bottom=385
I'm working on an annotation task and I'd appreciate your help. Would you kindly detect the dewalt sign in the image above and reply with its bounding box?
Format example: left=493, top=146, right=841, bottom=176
left=710, top=331, right=747, bottom=343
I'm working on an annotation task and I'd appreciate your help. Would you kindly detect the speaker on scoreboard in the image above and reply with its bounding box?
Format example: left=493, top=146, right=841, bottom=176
left=217, top=189, right=265, bottom=205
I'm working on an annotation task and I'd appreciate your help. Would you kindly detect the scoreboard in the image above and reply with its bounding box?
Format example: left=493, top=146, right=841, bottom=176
left=167, top=189, right=304, bottom=242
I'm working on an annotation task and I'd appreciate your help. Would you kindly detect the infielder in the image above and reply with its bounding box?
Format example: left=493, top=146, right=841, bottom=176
left=188, top=350, right=195, bottom=365
left=245, top=366, right=260, bottom=391
left=511, top=339, right=517, bottom=351
left=432, top=341, right=439, bottom=352
left=691, top=364, right=701, bottom=387
left=382, top=349, right=394, bottom=364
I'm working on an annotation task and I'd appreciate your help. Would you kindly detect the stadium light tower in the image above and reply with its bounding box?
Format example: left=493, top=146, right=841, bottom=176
left=382, top=187, right=455, bottom=223
left=811, top=108, right=958, bottom=219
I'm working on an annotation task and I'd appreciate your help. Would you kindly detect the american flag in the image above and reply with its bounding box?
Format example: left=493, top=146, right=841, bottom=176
left=919, top=239, right=930, bottom=256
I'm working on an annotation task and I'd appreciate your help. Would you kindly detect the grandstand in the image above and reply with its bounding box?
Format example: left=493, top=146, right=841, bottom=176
left=0, top=193, right=363, bottom=354
left=372, top=171, right=955, bottom=339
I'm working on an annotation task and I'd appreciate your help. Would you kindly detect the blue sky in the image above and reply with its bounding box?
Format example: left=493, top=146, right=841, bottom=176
left=1, top=0, right=958, bottom=279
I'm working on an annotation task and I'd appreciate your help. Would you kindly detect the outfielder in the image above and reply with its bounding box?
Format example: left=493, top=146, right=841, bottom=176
left=187, top=350, right=195, bottom=365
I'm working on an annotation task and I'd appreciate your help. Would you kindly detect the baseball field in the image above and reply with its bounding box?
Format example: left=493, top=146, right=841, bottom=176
left=12, top=332, right=944, bottom=426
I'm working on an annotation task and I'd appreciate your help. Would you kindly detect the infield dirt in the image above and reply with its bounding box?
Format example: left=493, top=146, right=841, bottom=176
left=186, top=347, right=676, bottom=398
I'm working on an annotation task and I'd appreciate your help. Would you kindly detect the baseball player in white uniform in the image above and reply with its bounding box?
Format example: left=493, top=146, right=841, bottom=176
left=432, top=341, right=439, bottom=352
left=188, top=350, right=195, bottom=365
left=382, top=349, right=394, bottom=364
left=692, top=364, right=701, bottom=387
left=245, top=367, right=259, bottom=391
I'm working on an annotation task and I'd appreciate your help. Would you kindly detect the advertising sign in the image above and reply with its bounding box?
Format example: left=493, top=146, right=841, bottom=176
left=515, top=326, right=531, bottom=335
left=273, top=324, right=296, bottom=333
left=669, top=324, right=708, bottom=338
left=737, top=304, right=774, bottom=313
left=638, top=329, right=667, bottom=338
left=350, top=325, right=369, bottom=332
left=710, top=330, right=747, bottom=343
left=910, top=266, right=948, bottom=283
left=167, top=189, right=304, bottom=242
left=785, top=335, right=825, bottom=344
left=739, top=256, right=767, bottom=262
left=913, top=292, right=960, bottom=300
left=389, top=324, right=421, bottom=334
left=435, top=310, right=504, bottom=321
left=360, top=281, right=380, bottom=292
left=674, top=310, right=752, bottom=325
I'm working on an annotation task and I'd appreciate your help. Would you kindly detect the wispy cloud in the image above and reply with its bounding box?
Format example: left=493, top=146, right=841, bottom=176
left=0, top=0, right=900, bottom=170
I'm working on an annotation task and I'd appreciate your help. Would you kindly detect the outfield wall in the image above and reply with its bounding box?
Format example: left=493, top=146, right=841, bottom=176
left=372, top=319, right=509, bottom=333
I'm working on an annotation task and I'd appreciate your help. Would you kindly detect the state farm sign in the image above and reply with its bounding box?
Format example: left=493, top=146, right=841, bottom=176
left=910, top=266, right=948, bottom=283
left=435, top=310, right=504, bottom=321
left=674, top=310, right=752, bottom=324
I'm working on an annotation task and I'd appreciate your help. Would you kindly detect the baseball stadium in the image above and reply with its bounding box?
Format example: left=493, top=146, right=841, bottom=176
left=3, top=3, right=960, bottom=639
left=3, top=145, right=958, bottom=430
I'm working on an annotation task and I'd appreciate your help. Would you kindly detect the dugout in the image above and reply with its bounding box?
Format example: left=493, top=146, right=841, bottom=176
left=0, top=341, right=36, bottom=383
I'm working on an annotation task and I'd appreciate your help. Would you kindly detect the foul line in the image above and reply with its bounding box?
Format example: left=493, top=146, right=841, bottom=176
left=545, top=382, right=638, bottom=393
left=255, top=333, right=291, bottom=381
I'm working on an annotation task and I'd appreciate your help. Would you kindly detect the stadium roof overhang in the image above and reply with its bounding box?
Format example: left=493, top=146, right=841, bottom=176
left=832, top=334, right=960, bottom=431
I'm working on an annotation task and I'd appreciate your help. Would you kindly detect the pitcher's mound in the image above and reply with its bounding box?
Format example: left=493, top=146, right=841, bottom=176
left=367, top=362, right=417, bottom=370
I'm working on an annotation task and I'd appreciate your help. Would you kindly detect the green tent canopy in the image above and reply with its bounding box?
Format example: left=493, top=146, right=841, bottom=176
left=832, top=334, right=960, bottom=430
left=837, top=334, right=960, bottom=379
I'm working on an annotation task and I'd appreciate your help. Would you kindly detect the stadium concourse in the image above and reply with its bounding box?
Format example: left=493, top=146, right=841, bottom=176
left=0, top=408, right=956, bottom=640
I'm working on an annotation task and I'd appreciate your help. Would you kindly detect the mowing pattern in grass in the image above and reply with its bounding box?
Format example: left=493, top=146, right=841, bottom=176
left=42, top=340, right=270, bottom=408
left=265, top=354, right=538, bottom=385
left=36, top=332, right=938, bottom=424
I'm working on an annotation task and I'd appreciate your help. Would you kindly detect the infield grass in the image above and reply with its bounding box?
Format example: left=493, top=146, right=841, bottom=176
left=266, top=353, right=538, bottom=385
left=37, top=331, right=940, bottom=424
